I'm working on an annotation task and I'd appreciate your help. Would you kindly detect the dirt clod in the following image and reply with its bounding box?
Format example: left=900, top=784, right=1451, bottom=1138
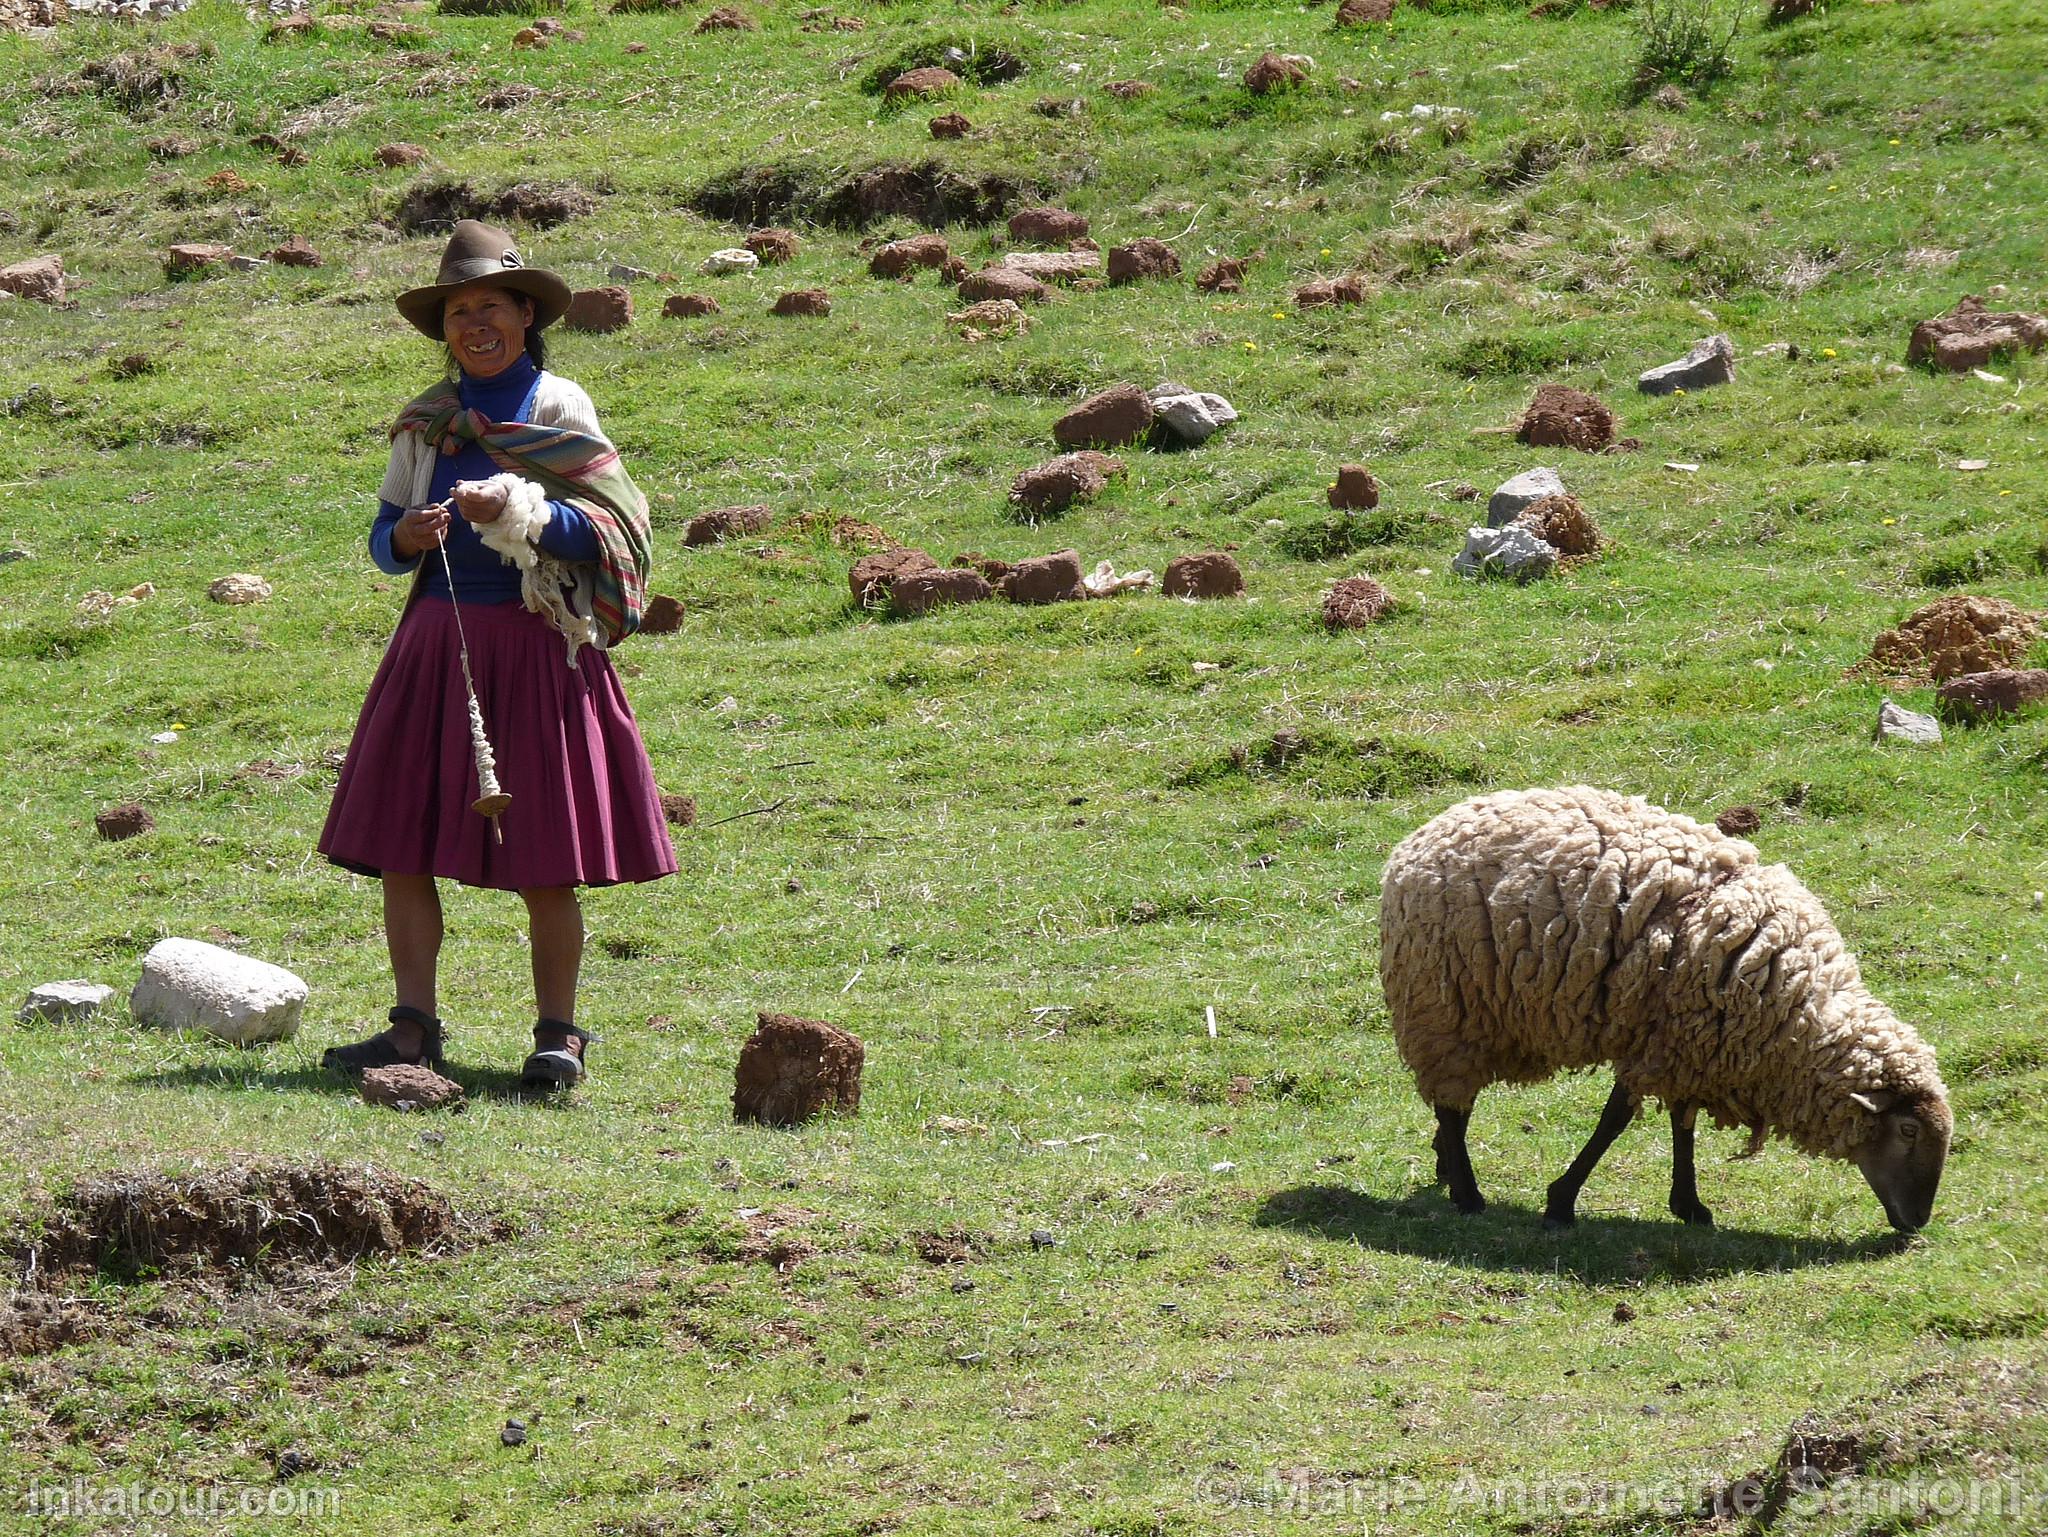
left=1163, top=551, right=1246, bottom=599
left=1858, top=595, right=2043, bottom=682
left=1107, top=238, right=1181, bottom=285
left=1337, top=0, right=1396, bottom=20
left=885, top=66, right=961, bottom=101
left=1053, top=383, right=1154, bottom=449
left=361, top=1064, right=465, bottom=1112
left=1715, top=805, right=1762, bottom=836
left=663, top=292, right=721, bottom=318
left=1008, top=206, right=1089, bottom=245
left=20, top=1161, right=469, bottom=1282
left=1322, top=575, right=1391, bottom=629
left=891, top=567, right=992, bottom=616
left=660, top=792, right=698, bottom=826
left=1010, top=451, right=1125, bottom=518
left=1001, top=550, right=1087, bottom=605
left=769, top=288, right=830, bottom=317
left=637, top=594, right=685, bottom=635
left=0, top=1295, right=93, bottom=1356
left=744, top=226, right=798, bottom=264
left=1295, top=274, right=1368, bottom=308
left=565, top=286, right=632, bottom=333
left=95, top=803, right=154, bottom=841
left=1245, top=51, right=1309, bottom=93
left=694, top=4, right=755, bottom=30
left=733, top=1013, right=864, bottom=1126
left=870, top=232, right=950, bottom=279
left=1907, top=294, right=2048, bottom=373
left=684, top=504, right=773, bottom=545
left=959, top=266, right=1047, bottom=304
left=1329, top=465, right=1379, bottom=511
left=375, top=141, right=427, bottom=168
left=1510, top=493, right=1600, bottom=556
left=850, top=547, right=938, bottom=606
left=1936, top=668, right=2048, bottom=723
left=1518, top=384, right=1617, bottom=452
left=1105, top=79, right=1155, bottom=100
left=264, top=235, right=322, bottom=268
left=1196, top=256, right=1250, bottom=293
left=929, top=111, right=972, bottom=139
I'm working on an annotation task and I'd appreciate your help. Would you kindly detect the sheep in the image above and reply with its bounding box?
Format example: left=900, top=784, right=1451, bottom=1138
left=1378, top=786, right=1951, bottom=1233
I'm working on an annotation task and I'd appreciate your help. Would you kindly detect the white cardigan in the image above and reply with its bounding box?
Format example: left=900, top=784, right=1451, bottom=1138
left=380, top=372, right=611, bottom=665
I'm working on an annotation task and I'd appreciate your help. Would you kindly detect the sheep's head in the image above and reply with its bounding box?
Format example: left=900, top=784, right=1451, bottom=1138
left=1849, top=1089, right=1951, bottom=1233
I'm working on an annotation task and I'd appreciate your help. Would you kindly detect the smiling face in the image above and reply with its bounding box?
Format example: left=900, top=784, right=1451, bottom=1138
left=441, top=283, right=534, bottom=378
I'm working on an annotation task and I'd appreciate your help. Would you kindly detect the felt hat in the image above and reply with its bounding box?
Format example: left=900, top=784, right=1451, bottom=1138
left=394, top=219, right=571, bottom=338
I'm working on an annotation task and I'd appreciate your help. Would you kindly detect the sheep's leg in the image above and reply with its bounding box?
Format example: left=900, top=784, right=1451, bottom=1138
left=1668, top=1102, right=1714, bottom=1226
left=1542, top=1077, right=1637, bottom=1229
left=1433, top=1104, right=1485, bottom=1215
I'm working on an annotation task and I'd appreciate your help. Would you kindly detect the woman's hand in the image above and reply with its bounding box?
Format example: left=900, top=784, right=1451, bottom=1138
left=452, top=479, right=509, bottom=526
left=391, top=502, right=451, bottom=560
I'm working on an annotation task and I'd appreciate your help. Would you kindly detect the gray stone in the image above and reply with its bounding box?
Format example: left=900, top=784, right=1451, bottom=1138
left=1638, top=333, right=1736, bottom=395
left=19, top=981, right=114, bottom=1024
left=1874, top=698, right=1942, bottom=747
left=1486, top=468, right=1567, bottom=529
left=1452, top=523, right=1558, bottom=581
left=607, top=263, right=655, bottom=282
left=1146, top=381, right=1238, bottom=445
left=130, top=937, right=307, bottom=1046
left=0, top=547, right=30, bottom=563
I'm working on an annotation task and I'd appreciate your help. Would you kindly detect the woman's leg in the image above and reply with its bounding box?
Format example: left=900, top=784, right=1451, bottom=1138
left=383, top=873, right=443, bottom=1052
left=521, top=886, right=584, bottom=1036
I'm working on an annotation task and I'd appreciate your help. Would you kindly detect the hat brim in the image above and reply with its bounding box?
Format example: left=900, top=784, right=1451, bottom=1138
left=395, top=268, right=572, bottom=339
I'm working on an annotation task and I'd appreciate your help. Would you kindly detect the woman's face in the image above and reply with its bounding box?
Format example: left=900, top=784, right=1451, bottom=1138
left=442, top=284, right=533, bottom=378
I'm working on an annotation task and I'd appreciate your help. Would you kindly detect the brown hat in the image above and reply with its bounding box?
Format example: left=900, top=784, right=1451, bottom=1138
left=394, top=219, right=571, bottom=338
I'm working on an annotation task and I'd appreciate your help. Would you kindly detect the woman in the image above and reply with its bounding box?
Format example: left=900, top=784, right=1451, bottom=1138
left=318, top=220, right=676, bottom=1089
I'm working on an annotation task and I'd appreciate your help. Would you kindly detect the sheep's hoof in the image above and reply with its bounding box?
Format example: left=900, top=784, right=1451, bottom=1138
left=1451, top=1190, right=1486, bottom=1216
left=1541, top=1206, right=1576, bottom=1231
left=1672, top=1201, right=1714, bottom=1227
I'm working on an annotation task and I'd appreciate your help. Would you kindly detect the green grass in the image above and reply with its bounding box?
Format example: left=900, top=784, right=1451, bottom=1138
left=3, top=0, right=2048, bottom=1531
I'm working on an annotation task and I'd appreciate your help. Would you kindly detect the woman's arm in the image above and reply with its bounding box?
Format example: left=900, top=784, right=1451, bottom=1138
left=371, top=500, right=420, bottom=573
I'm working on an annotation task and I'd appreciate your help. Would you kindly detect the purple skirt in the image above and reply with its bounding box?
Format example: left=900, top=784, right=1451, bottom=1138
left=319, top=595, right=677, bottom=891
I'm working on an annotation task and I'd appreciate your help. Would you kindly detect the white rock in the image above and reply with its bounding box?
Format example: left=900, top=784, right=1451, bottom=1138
left=1752, top=341, right=1793, bottom=358
left=1486, top=467, right=1566, bottom=528
left=1453, top=524, right=1557, bottom=581
left=227, top=254, right=269, bottom=272
left=1874, top=698, right=1941, bottom=747
left=130, top=938, right=307, bottom=1046
left=19, top=981, right=115, bottom=1024
left=1146, top=380, right=1238, bottom=444
left=1637, top=333, right=1736, bottom=395
left=1956, top=459, right=1989, bottom=472
left=700, top=248, right=760, bottom=276
left=208, top=573, right=272, bottom=605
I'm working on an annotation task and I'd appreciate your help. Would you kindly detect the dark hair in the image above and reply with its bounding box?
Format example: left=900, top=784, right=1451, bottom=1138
left=442, top=324, right=546, bottom=378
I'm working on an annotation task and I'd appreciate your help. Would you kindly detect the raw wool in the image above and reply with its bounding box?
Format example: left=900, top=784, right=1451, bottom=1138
left=464, top=473, right=602, bottom=666
left=1378, top=786, right=1950, bottom=1162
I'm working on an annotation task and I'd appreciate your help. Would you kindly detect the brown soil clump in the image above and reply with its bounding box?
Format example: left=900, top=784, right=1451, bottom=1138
left=1001, top=550, right=1087, bottom=605
left=952, top=552, right=1013, bottom=584
left=95, top=803, right=154, bottom=841
left=635, top=594, right=684, bottom=635
left=148, top=133, right=202, bottom=158
left=264, top=235, right=322, bottom=268
left=1105, top=79, right=1155, bottom=100
left=725, top=1206, right=820, bottom=1271
left=1196, top=256, right=1250, bottom=293
left=0, top=1295, right=95, bottom=1356
left=1329, top=465, right=1380, bottom=511
left=912, top=1229, right=981, bottom=1264
left=1008, top=206, right=1089, bottom=244
left=884, top=66, right=960, bottom=101
left=360, top=1064, right=465, bottom=1112
left=1767, top=0, right=1817, bottom=19
left=733, top=1013, right=864, bottom=1126
left=1107, top=238, right=1181, bottom=285
left=663, top=292, right=721, bottom=318
left=1245, top=52, right=1309, bottom=93
left=770, top=289, right=830, bottom=317
left=565, top=286, right=632, bottom=333
left=1295, top=274, right=1368, bottom=308
left=0, top=255, right=65, bottom=304
left=960, top=266, right=1047, bottom=304
left=1163, top=552, right=1246, bottom=599
left=928, top=111, right=972, bottom=139
left=660, top=792, right=699, bottom=826
left=1715, top=805, right=1762, bottom=836
left=375, top=141, right=427, bottom=168
left=694, top=5, right=756, bottom=31
left=21, top=1161, right=469, bottom=1281
left=744, top=226, right=798, bottom=264
left=1322, top=575, right=1391, bottom=629
left=1907, top=294, right=2048, bottom=373
left=1859, top=596, right=2043, bottom=682
left=1338, top=0, right=1396, bottom=20
left=1936, top=668, right=2048, bottom=723
left=1010, top=451, right=1126, bottom=518
left=165, top=243, right=232, bottom=278
left=947, top=297, right=1030, bottom=340
left=870, top=232, right=951, bottom=279
left=1517, top=383, right=1617, bottom=452
left=804, top=513, right=894, bottom=551
left=684, top=503, right=773, bottom=545
left=1511, top=493, right=1601, bottom=556
left=891, top=567, right=992, bottom=616
left=850, top=547, right=938, bottom=606
left=1053, top=383, right=1155, bottom=449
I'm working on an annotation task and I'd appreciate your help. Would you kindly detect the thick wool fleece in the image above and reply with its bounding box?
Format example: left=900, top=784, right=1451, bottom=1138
left=1378, top=786, right=1949, bottom=1160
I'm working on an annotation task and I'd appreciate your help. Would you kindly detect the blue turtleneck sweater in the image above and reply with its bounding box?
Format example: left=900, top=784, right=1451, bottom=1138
left=369, top=354, right=601, bottom=603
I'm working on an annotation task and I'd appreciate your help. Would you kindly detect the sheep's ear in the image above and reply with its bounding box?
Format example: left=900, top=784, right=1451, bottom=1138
left=1849, top=1091, right=1896, bottom=1115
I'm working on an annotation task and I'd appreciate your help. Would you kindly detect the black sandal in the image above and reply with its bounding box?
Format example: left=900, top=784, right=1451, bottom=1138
left=322, top=1005, right=448, bottom=1076
left=520, top=1019, right=591, bottom=1090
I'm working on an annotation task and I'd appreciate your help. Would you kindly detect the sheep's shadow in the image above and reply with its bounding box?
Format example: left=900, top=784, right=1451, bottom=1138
left=1254, top=1184, right=1905, bottom=1283
left=129, top=1059, right=580, bottom=1107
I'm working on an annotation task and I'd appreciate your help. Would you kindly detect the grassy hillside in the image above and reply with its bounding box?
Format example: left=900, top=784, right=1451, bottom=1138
left=2, top=0, right=2046, bottom=1531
